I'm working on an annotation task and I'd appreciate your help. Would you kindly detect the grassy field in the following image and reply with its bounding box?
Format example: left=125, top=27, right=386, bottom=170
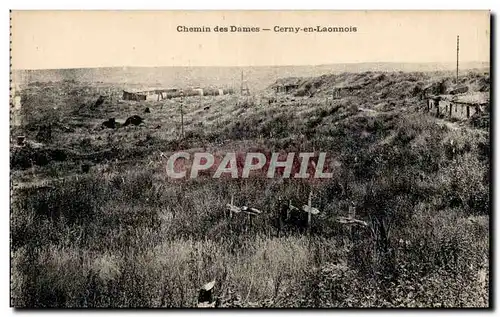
left=10, top=69, right=490, bottom=308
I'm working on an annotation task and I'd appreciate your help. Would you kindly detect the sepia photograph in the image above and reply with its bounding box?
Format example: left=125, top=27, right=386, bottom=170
left=9, top=10, right=491, bottom=308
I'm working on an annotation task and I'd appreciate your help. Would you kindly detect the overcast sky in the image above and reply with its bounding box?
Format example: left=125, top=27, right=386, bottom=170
left=11, top=10, right=490, bottom=69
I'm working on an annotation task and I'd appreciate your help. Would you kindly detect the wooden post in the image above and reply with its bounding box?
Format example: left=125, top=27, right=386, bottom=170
left=307, top=190, right=312, bottom=235
left=180, top=91, right=185, bottom=139
left=348, top=202, right=356, bottom=242
left=181, top=103, right=184, bottom=138
left=229, top=194, right=234, bottom=234
left=456, top=35, right=460, bottom=85
left=230, top=194, right=234, bottom=218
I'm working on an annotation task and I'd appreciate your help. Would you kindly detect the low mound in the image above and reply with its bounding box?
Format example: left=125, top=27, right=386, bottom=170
left=269, top=70, right=489, bottom=103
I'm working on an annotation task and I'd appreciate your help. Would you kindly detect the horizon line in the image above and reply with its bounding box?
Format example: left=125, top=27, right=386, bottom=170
left=11, top=60, right=490, bottom=71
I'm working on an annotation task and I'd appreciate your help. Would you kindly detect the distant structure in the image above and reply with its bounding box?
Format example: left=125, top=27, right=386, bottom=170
left=270, top=77, right=303, bottom=95
left=122, top=88, right=178, bottom=101
left=274, top=83, right=299, bottom=94
left=240, top=71, right=250, bottom=95
left=189, top=87, right=234, bottom=97
left=192, top=88, right=204, bottom=96
left=332, top=84, right=365, bottom=99
left=426, top=92, right=489, bottom=119
left=122, top=87, right=233, bottom=101
left=122, top=90, right=146, bottom=101
left=332, top=85, right=348, bottom=99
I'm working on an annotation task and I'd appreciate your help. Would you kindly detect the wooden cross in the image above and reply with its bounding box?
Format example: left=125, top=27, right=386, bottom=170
left=226, top=194, right=240, bottom=218
left=301, top=190, right=320, bottom=235
left=335, top=203, right=376, bottom=240
left=225, top=195, right=263, bottom=232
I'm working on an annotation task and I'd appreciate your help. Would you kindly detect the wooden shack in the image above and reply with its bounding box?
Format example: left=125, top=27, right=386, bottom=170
left=273, top=83, right=299, bottom=94
left=122, top=90, right=147, bottom=101
left=332, top=85, right=348, bottom=99
left=122, top=88, right=179, bottom=101
left=426, top=92, right=489, bottom=119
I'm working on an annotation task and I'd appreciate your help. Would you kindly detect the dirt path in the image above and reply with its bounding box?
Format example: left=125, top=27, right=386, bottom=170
left=358, top=107, right=377, bottom=115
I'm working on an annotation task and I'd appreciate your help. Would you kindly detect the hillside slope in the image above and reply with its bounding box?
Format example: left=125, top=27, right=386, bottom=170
left=12, top=62, right=489, bottom=92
